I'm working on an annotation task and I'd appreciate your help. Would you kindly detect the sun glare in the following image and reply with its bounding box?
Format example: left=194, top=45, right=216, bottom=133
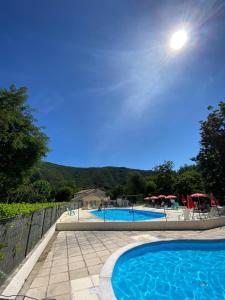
left=170, top=29, right=188, bottom=51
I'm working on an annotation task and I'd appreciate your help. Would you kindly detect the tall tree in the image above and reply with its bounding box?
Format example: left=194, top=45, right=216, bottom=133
left=196, top=102, right=225, bottom=198
left=0, top=85, right=49, bottom=200
left=175, top=165, right=204, bottom=195
left=154, top=161, right=176, bottom=195
left=125, top=172, right=146, bottom=195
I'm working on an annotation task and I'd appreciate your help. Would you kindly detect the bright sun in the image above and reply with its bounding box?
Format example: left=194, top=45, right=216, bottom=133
left=170, top=29, right=188, bottom=51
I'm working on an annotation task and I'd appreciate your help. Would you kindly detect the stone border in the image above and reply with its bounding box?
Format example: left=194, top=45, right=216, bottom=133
left=99, top=238, right=225, bottom=300
left=56, top=215, right=225, bottom=231
left=1, top=222, right=57, bottom=299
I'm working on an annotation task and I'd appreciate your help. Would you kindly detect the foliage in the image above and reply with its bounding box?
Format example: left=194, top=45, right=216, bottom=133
left=32, top=180, right=51, bottom=202
left=175, top=165, right=204, bottom=195
left=145, top=177, right=157, bottom=195
left=0, top=85, right=49, bottom=200
left=154, top=161, right=177, bottom=195
left=36, top=162, right=152, bottom=190
left=109, top=185, right=124, bottom=199
left=125, top=172, right=146, bottom=195
left=55, top=186, right=73, bottom=202
left=0, top=202, right=65, bottom=219
left=196, top=102, right=225, bottom=198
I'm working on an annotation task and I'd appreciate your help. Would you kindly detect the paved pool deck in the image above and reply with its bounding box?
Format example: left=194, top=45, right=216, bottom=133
left=19, top=226, right=225, bottom=300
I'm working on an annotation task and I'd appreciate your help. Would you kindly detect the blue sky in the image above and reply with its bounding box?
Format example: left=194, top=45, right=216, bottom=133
left=1, top=0, right=225, bottom=170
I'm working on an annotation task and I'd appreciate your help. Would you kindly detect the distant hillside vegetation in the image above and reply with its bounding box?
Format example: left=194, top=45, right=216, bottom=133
left=38, top=162, right=152, bottom=190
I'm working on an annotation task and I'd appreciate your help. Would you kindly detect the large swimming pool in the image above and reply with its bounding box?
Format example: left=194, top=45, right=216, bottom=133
left=112, top=240, right=225, bottom=300
left=90, top=208, right=165, bottom=221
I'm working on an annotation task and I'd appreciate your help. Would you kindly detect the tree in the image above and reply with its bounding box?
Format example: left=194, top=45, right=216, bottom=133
left=32, top=180, right=51, bottom=202
left=55, top=187, right=73, bottom=202
left=196, top=102, right=225, bottom=198
left=110, top=185, right=124, bottom=199
left=154, top=161, right=176, bottom=195
left=125, top=172, right=146, bottom=195
left=145, top=176, right=157, bottom=195
left=175, top=166, right=204, bottom=195
left=0, top=85, right=49, bottom=200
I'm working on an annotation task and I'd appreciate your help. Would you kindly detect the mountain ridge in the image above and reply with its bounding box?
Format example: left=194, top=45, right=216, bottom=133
left=38, top=161, right=152, bottom=190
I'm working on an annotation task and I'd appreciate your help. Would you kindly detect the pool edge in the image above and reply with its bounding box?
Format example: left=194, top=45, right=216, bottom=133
left=99, top=237, right=225, bottom=300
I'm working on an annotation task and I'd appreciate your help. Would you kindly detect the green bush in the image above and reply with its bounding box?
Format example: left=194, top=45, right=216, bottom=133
left=55, top=187, right=73, bottom=202
left=0, top=202, right=65, bottom=219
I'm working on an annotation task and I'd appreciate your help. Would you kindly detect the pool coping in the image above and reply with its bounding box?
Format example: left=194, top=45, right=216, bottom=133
left=99, top=237, right=225, bottom=300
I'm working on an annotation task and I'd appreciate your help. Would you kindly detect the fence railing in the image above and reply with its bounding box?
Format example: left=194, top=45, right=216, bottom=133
left=0, top=203, right=76, bottom=287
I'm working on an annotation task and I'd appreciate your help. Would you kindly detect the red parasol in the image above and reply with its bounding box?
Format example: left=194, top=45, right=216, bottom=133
left=149, top=196, right=159, bottom=200
left=158, top=195, right=166, bottom=198
left=144, top=197, right=151, bottom=200
left=190, top=193, right=208, bottom=198
left=165, top=195, right=176, bottom=199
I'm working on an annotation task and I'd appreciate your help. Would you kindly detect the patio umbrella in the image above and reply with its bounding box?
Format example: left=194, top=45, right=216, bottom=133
left=165, top=195, right=176, bottom=199
left=158, top=195, right=166, bottom=198
left=190, top=193, right=208, bottom=198
left=190, top=193, right=208, bottom=214
left=149, top=196, right=159, bottom=200
left=144, top=197, right=151, bottom=200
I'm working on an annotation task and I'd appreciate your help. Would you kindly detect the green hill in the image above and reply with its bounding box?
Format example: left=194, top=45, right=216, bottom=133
left=38, top=162, right=152, bottom=190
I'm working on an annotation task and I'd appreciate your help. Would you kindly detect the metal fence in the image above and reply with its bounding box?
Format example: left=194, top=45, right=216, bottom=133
left=0, top=203, right=76, bottom=287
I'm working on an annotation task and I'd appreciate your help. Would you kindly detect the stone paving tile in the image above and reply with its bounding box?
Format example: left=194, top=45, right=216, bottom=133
left=51, top=264, right=69, bottom=274
left=47, top=281, right=71, bottom=297
left=30, top=275, right=49, bottom=288
left=26, top=287, right=46, bottom=299
left=52, top=258, right=68, bottom=267
left=37, top=267, right=51, bottom=277
left=71, top=276, right=93, bottom=292
left=85, top=258, right=101, bottom=267
left=88, top=264, right=104, bottom=275
left=69, top=261, right=86, bottom=271
left=49, top=272, right=69, bottom=284
left=83, top=253, right=99, bottom=260
left=91, top=275, right=100, bottom=286
left=72, top=289, right=100, bottom=300
left=68, top=255, right=84, bottom=262
left=69, top=268, right=89, bottom=280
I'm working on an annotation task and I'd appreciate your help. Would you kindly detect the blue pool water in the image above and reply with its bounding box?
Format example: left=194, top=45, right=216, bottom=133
left=90, top=209, right=165, bottom=221
left=112, top=240, right=225, bottom=300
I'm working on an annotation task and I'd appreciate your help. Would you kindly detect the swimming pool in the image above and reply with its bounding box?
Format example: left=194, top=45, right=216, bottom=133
left=90, top=208, right=165, bottom=221
left=112, top=240, right=225, bottom=300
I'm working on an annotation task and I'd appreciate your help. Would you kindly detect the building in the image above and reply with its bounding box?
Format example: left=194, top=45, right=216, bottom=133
left=73, top=189, right=106, bottom=209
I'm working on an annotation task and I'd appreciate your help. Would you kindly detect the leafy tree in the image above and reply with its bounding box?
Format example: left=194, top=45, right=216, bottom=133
left=145, top=176, right=157, bottom=195
left=154, top=161, right=176, bottom=195
left=175, top=166, right=204, bottom=195
left=0, top=85, right=49, bottom=200
left=110, top=185, right=124, bottom=199
left=32, top=180, right=51, bottom=202
left=7, top=183, right=38, bottom=203
left=55, top=186, right=73, bottom=202
left=125, top=172, right=146, bottom=195
left=196, top=102, right=225, bottom=198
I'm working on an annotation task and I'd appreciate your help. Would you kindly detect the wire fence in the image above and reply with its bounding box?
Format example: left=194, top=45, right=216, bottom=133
left=0, top=203, right=76, bottom=287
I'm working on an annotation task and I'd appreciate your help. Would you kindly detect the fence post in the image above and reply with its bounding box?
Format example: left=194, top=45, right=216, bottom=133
left=78, top=201, right=80, bottom=222
left=41, top=208, right=46, bottom=237
left=25, top=212, right=34, bottom=257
